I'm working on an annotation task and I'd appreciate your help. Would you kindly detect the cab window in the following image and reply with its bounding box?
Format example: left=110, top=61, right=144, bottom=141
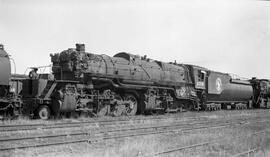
left=198, top=70, right=205, bottom=82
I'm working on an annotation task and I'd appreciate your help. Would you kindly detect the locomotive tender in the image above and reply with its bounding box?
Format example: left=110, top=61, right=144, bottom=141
left=0, top=44, right=22, bottom=117
left=1, top=43, right=270, bottom=119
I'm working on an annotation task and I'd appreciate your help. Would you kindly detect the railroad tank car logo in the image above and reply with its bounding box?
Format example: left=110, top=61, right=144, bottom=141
left=216, top=78, right=222, bottom=92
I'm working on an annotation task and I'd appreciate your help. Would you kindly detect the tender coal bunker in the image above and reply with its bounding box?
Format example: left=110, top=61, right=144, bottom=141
left=0, top=44, right=11, bottom=86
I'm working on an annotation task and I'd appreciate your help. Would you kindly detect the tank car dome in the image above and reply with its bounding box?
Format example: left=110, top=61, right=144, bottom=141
left=0, top=44, right=11, bottom=86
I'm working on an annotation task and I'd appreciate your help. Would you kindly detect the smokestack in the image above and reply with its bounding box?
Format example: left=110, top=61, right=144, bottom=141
left=76, top=43, right=85, bottom=52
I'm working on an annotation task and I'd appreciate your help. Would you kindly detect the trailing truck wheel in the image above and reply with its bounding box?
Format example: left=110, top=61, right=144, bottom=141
left=124, top=94, right=138, bottom=116
left=38, top=105, right=51, bottom=120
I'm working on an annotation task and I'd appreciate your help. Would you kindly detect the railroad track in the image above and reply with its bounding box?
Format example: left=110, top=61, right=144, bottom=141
left=0, top=117, right=214, bottom=133
left=0, top=109, right=268, bottom=132
left=0, top=114, right=211, bottom=132
left=231, top=148, right=260, bottom=157
left=1, top=112, right=269, bottom=138
left=0, top=115, right=269, bottom=151
left=140, top=128, right=270, bottom=157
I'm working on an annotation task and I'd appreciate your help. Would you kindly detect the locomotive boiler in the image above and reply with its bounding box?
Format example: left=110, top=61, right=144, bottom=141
left=45, top=44, right=198, bottom=119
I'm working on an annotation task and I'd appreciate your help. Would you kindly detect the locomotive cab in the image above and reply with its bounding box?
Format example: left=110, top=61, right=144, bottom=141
left=185, top=65, right=207, bottom=90
left=194, top=68, right=207, bottom=90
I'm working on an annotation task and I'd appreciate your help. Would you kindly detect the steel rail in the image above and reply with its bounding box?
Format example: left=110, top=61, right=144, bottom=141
left=0, top=114, right=211, bottom=132
left=0, top=123, right=238, bottom=151
left=141, top=127, right=270, bottom=157
left=2, top=113, right=265, bottom=142
left=0, top=116, right=213, bottom=132
left=0, top=109, right=268, bottom=132
left=231, top=148, right=259, bottom=157
left=0, top=109, right=267, bottom=129
left=0, top=117, right=245, bottom=142
left=0, top=116, right=267, bottom=151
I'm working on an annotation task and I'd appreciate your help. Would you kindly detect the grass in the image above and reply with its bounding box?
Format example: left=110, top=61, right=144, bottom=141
left=25, top=125, right=270, bottom=157
left=1, top=109, right=270, bottom=157
left=1, top=109, right=267, bottom=125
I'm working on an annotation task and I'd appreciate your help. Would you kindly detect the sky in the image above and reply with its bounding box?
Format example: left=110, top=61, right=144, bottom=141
left=0, top=0, right=270, bottom=79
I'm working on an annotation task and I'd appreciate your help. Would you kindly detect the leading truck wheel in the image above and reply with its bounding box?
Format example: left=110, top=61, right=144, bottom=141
left=124, top=94, right=138, bottom=116
left=38, top=105, right=51, bottom=120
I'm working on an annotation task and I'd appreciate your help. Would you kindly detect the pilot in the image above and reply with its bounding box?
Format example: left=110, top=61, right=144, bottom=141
left=29, top=68, right=39, bottom=79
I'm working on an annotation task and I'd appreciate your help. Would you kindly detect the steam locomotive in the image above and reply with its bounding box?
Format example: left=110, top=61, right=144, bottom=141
left=1, top=44, right=270, bottom=119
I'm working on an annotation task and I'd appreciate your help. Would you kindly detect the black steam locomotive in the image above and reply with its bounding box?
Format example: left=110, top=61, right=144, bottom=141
left=1, top=44, right=270, bottom=119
